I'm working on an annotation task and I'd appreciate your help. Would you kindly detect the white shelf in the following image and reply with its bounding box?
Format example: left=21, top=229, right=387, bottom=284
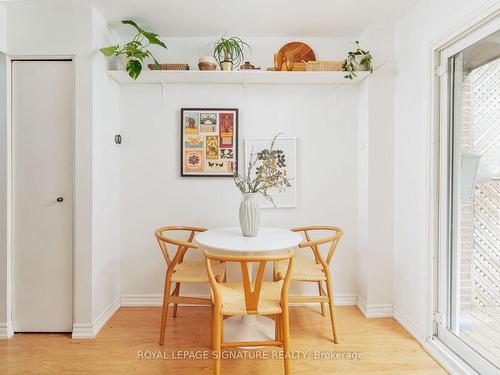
left=106, top=70, right=370, bottom=85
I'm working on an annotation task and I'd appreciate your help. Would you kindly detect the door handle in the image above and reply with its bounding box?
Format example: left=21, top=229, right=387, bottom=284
left=56, top=197, right=64, bottom=203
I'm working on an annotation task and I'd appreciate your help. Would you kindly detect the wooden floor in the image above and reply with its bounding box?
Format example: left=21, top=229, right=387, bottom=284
left=460, top=306, right=500, bottom=369
left=0, top=306, right=446, bottom=374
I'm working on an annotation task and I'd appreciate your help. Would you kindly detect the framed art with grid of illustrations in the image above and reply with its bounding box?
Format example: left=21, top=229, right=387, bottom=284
left=181, top=108, right=238, bottom=177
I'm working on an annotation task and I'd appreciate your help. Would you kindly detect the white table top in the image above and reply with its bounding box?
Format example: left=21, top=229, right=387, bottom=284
left=195, top=226, right=302, bottom=254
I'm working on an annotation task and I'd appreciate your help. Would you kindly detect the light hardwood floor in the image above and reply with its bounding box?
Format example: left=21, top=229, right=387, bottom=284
left=0, top=306, right=446, bottom=374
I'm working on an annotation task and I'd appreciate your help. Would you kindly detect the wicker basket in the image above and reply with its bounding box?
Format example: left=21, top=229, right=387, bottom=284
left=148, top=63, right=190, bottom=71
left=305, top=60, right=345, bottom=71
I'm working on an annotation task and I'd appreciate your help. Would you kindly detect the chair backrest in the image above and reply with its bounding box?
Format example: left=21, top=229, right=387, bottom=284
left=292, top=226, right=343, bottom=267
left=155, top=226, right=206, bottom=267
left=204, top=250, right=295, bottom=314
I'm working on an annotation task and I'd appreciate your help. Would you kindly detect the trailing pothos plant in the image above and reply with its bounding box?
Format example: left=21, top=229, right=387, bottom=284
left=344, top=41, right=373, bottom=80
left=99, top=20, right=166, bottom=80
left=233, top=133, right=292, bottom=206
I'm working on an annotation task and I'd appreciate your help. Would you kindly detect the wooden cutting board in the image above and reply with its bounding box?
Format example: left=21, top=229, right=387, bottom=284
left=278, top=42, right=316, bottom=63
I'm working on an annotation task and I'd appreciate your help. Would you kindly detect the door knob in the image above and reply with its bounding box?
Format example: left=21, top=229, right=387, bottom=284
left=56, top=197, right=64, bottom=203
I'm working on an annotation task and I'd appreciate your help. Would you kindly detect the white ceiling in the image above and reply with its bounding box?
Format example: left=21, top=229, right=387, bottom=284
left=85, top=0, right=419, bottom=38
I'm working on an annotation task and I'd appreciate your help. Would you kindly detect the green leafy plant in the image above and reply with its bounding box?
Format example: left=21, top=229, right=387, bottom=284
left=233, top=133, right=292, bottom=206
left=213, top=36, right=251, bottom=69
left=99, top=20, right=166, bottom=80
left=344, top=41, right=373, bottom=80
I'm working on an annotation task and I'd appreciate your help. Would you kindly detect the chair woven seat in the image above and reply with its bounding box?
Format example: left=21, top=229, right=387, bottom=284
left=217, top=281, right=284, bottom=316
left=275, top=258, right=326, bottom=281
left=171, top=261, right=225, bottom=283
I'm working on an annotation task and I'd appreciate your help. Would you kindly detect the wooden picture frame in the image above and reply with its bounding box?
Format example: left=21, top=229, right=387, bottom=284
left=180, top=108, right=238, bottom=177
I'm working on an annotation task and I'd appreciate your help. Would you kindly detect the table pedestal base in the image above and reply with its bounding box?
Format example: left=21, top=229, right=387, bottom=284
left=223, top=315, right=275, bottom=348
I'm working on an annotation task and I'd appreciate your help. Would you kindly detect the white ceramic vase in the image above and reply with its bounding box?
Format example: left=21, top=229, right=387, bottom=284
left=239, top=193, right=261, bottom=237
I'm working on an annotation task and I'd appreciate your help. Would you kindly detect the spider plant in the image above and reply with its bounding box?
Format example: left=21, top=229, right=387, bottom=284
left=344, top=41, right=374, bottom=80
left=213, top=36, right=251, bottom=70
left=99, top=20, right=166, bottom=80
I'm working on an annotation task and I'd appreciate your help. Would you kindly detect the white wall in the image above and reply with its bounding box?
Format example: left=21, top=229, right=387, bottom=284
left=91, top=7, right=121, bottom=324
left=357, top=25, right=395, bottom=315
left=0, top=4, right=6, bottom=53
left=119, top=79, right=359, bottom=300
left=393, top=0, right=497, bottom=339
left=0, top=52, right=10, bottom=337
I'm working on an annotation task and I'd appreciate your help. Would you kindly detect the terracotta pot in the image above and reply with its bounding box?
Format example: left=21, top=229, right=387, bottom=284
left=198, top=62, right=217, bottom=70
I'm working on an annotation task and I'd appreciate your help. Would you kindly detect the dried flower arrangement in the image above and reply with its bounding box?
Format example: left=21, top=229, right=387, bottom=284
left=233, top=133, right=292, bottom=206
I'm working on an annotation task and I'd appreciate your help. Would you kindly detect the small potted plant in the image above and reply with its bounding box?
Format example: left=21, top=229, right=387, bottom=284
left=344, top=41, right=374, bottom=80
left=233, top=134, right=292, bottom=236
left=213, top=36, right=251, bottom=71
left=99, top=20, right=166, bottom=80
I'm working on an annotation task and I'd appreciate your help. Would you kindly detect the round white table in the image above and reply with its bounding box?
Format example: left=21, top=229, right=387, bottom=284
left=196, top=226, right=302, bottom=347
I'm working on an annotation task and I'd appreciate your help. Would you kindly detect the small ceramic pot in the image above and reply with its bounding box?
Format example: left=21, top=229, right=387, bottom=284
left=220, top=61, right=234, bottom=71
left=198, top=62, right=217, bottom=70
left=199, top=56, right=217, bottom=64
left=352, top=59, right=369, bottom=71
left=239, top=193, right=261, bottom=237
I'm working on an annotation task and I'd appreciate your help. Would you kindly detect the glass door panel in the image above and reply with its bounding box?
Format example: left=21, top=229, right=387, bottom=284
left=445, top=28, right=500, bottom=373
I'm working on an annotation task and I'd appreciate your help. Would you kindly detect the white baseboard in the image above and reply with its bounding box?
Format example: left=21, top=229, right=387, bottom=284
left=121, top=294, right=163, bottom=306
left=357, top=297, right=393, bottom=318
left=393, top=305, right=423, bottom=340
left=120, top=293, right=358, bottom=307
left=0, top=320, right=14, bottom=339
left=72, top=296, right=121, bottom=339
left=393, top=305, right=477, bottom=375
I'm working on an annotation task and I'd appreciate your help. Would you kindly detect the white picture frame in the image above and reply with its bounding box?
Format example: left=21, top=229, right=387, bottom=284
left=244, top=137, right=297, bottom=208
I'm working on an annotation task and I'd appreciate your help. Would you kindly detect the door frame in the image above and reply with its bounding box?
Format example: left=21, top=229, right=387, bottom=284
left=6, top=55, right=76, bottom=335
left=428, top=5, right=500, bottom=374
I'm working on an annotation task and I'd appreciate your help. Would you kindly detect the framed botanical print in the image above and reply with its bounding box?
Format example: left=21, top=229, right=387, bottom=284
left=181, top=108, right=238, bottom=177
left=245, top=137, right=297, bottom=208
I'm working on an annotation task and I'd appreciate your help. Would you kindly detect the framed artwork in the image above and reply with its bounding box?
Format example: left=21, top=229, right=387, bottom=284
left=181, top=108, right=238, bottom=177
left=245, top=137, right=297, bottom=208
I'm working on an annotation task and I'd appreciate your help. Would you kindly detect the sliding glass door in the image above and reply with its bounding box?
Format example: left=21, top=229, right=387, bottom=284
left=438, top=25, right=500, bottom=374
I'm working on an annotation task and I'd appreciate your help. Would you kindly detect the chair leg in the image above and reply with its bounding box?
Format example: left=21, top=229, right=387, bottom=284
left=213, top=312, right=222, bottom=375
left=281, top=310, right=291, bottom=375
left=274, top=315, right=279, bottom=342
left=220, top=315, right=224, bottom=343
left=172, top=283, right=180, bottom=318
left=325, top=277, right=338, bottom=344
left=159, top=275, right=172, bottom=345
left=317, top=281, right=325, bottom=316
left=210, top=306, right=214, bottom=349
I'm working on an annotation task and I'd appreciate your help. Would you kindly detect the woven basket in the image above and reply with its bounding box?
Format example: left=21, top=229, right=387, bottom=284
left=148, top=63, right=190, bottom=71
left=305, top=60, right=345, bottom=71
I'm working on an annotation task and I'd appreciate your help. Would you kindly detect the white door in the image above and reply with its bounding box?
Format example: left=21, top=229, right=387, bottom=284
left=12, top=60, right=73, bottom=332
left=436, top=19, right=500, bottom=374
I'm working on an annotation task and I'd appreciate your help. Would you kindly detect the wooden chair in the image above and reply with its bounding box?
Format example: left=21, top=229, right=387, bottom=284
left=155, top=226, right=225, bottom=345
left=205, top=250, right=295, bottom=375
left=274, top=226, right=343, bottom=343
